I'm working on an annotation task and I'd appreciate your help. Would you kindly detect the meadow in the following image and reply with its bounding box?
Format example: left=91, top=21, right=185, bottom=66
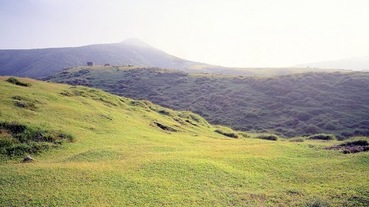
left=1, top=77, right=369, bottom=206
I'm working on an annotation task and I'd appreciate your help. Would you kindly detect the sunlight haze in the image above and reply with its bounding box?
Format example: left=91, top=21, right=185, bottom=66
left=1, top=0, right=369, bottom=67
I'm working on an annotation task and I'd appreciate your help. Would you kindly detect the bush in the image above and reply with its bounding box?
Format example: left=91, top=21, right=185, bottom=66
left=289, top=138, right=305, bottom=142
left=0, top=121, right=74, bottom=157
left=6, top=77, right=31, bottom=87
left=214, top=129, right=238, bottom=138
left=339, top=140, right=368, bottom=147
left=5, top=143, right=32, bottom=156
left=238, top=132, right=251, bottom=138
left=308, top=134, right=336, bottom=141
left=256, top=134, right=279, bottom=141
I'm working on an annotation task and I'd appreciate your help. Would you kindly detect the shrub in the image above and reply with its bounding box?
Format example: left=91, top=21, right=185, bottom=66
left=256, top=134, right=279, bottom=141
left=305, top=197, right=330, bottom=207
left=339, top=140, right=368, bottom=147
left=238, top=132, right=251, bottom=138
left=289, top=138, right=305, bottom=142
left=154, top=122, right=177, bottom=132
left=6, top=77, right=31, bottom=87
left=0, top=121, right=74, bottom=157
left=158, top=110, right=171, bottom=116
left=5, top=143, right=32, bottom=156
left=214, top=129, right=238, bottom=138
left=308, top=134, right=336, bottom=141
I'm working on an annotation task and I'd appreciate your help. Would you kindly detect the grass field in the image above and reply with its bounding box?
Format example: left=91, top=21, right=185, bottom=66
left=1, top=77, right=369, bottom=206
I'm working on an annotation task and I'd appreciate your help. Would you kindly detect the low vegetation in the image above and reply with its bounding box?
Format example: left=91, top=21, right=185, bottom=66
left=47, top=66, right=369, bottom=138
left=6, top=77, right=31, bottom=87
left=327, top=137, right=369, bottom=154
left=256, top=134, right=279, bottom=141
left=308, top=134, right=336, bottom=141
left=1, top=77, right=369, bottom=206
left=0, top=121, right=73, bottom=156
left=214, top=129, right=238, bottom=138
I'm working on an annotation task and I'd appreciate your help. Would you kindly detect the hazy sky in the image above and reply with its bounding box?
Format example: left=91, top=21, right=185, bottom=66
left=1, top=0, right=369, bottom=67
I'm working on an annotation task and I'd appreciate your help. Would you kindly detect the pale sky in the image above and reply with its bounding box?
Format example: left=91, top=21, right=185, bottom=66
left=1, top=0, right=369, bottom=67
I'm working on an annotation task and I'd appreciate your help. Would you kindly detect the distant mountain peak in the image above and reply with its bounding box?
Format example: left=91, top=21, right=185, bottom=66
left=121, top=38, right=153, bottom=48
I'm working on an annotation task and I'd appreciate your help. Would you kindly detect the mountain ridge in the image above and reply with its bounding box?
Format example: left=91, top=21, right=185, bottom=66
left=297, top=56, right=369, bottom=71
left=0, top=39, right=206, bottom=78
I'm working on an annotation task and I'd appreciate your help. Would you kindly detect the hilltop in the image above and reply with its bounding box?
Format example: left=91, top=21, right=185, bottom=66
left=47, top=66, right=369, bottom=138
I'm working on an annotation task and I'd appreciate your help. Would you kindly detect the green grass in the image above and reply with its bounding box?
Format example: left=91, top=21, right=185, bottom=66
left=1, top=77, right=369, bottom=206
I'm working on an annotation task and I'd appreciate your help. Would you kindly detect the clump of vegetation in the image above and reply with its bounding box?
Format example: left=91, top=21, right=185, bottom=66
left=12, top=96, right=39, bottom=111
left=154, top=122, right=177, bottom=132
left=308, top=134, right=336, bottom=141
left=6, top=77, right=31, bottom=87
left=0, top=121, right=74, bottom=157
left=238, top=132, right=251, bottom=138
left=214, top=129, right=238, bottom=138
left=289, top=138, right=305, bottom=142
left=158, top=110, right=171, bottom=116
left=327, top=139, right=369, bottom=154
left=305, top=197, right=330, bottom=207
left=256, top=134, right=279, bottom=141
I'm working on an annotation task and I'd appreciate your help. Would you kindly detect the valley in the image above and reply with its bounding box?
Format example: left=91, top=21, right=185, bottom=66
left=47, top=66, right=369, bottom=138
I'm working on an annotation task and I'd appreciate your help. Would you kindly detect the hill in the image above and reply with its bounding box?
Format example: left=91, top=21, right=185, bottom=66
left=0, top=39, right=206, bottom=78
left=1, top=76, right=369, bottom=206
left=297, top=56, right=369, bottom=71
left=47, top=66, right=369, bottom=138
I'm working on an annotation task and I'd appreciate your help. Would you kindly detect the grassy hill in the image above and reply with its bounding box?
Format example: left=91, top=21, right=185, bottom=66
left=47, top=66, right=369, bottom=138
left=1, top=76, right=369, bottom=206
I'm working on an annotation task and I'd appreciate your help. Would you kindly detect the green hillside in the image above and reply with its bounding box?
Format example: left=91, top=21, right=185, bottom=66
left=47, top=66, right=369, bottom=138
left=1, top=77, right=369, bottom=206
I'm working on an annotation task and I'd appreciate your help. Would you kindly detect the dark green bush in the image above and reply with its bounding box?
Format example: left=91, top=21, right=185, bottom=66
left=289, top=138, right=305, bottom=142
left=5, top=143, right=32, bottom=156
left=0, top=121, right=74, bottom=156
left=214, top=129, right=238, bottom=138
left=256, top=134, right=279, bottom=141
left=308, top=134, right=336, bottom=140
left=339, top=140, right=368, bottom=147
left=158, top=110, right=171, bottom=116
left=6, top=77, right=31, bottom=87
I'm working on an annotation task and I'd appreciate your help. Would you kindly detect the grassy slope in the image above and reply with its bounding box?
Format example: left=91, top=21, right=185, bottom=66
left=47, top=66, right=369, bottom=138
left=0, top=77, right=369, bottom=206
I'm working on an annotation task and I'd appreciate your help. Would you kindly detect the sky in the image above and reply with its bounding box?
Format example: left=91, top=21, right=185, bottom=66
left=0, top=0, right=369, bottom=68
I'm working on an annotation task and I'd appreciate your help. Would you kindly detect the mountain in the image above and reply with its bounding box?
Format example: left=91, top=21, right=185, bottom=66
left=1, top=38, right=351, bottom=79
left=0, top=38, right=206, bottom=78
left=47, top=66, right=369, bottom=138
left=1, top=76, right=369, bottom=206
left=297, top=56, right=369, bottom=71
